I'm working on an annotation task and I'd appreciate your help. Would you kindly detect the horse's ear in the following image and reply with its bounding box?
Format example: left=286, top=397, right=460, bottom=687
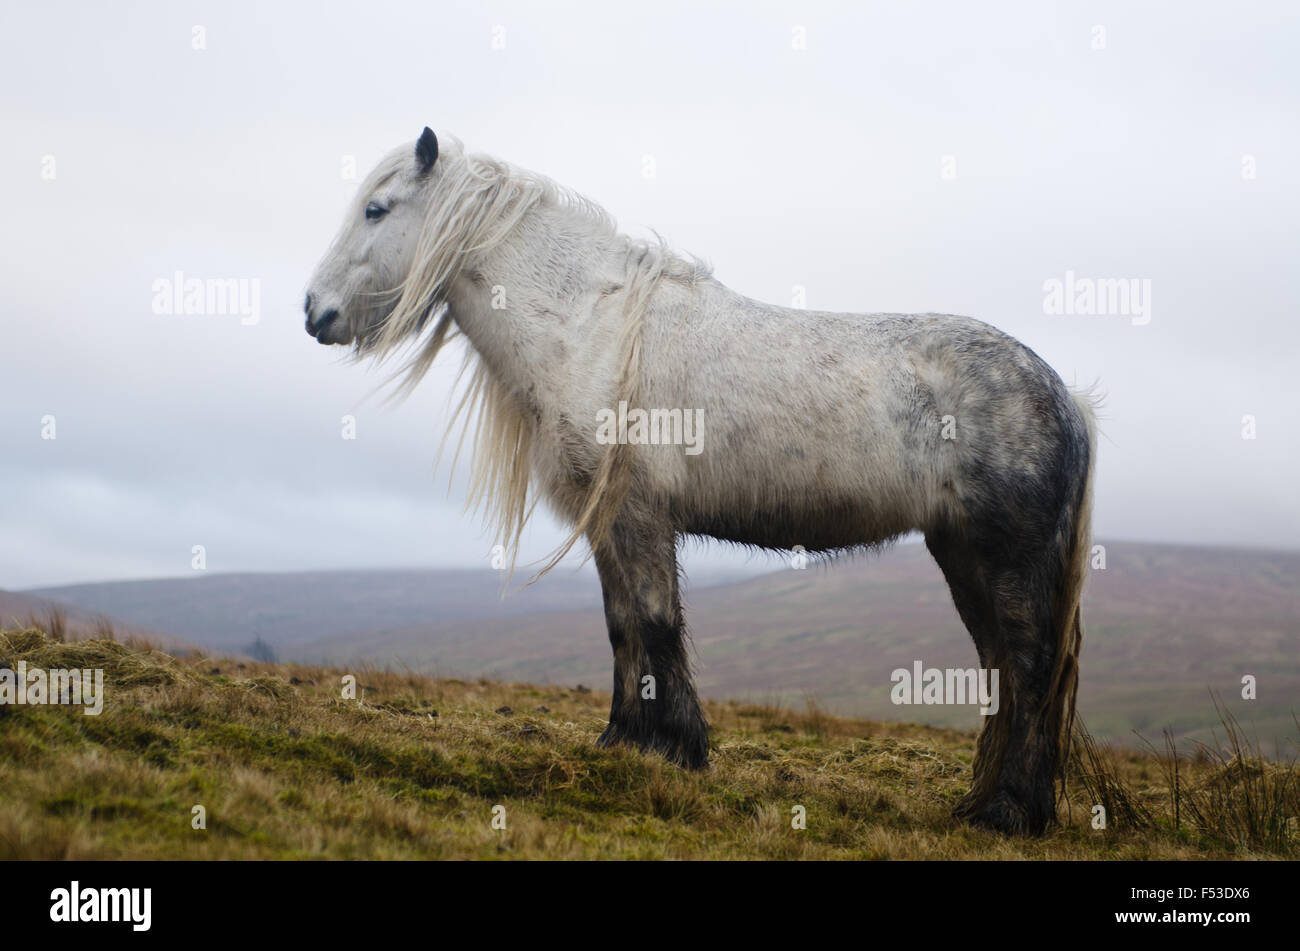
left=416, top=127, right=438, bottom=174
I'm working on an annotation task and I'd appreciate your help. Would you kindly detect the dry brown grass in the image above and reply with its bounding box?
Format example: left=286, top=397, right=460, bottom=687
left=0, top=627, right=1293, bottom=859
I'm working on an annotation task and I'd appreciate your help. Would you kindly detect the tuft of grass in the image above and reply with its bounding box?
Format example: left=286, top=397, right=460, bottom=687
left=1070, top=717, right=1156, bottom=832
left=1071, top=698, right=1298, bottom=856
left=0, top=627, right=1293, bottom=860
left=0, top=628, right=196, bottom=689
left=23, top=608, right=67, bottom=642
left=1154, top=695, right=1299, bottom=853
left=802, top=694, right=834, bottom=742
left=90, top=616, right=117, bottom=641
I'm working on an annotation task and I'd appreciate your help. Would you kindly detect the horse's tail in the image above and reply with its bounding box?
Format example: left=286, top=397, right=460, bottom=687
left=1045, top=388, right=1098, bottom=804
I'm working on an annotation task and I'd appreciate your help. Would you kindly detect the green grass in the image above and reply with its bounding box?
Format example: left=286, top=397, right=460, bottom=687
left=0, top=628, right=1294, bottom=859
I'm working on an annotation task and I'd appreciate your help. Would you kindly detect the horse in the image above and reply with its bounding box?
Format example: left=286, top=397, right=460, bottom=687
left=304, top=128, right=1097, bottom=836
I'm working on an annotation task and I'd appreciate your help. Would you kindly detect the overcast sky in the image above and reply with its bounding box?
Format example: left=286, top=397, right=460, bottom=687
left=2, top=1, right=1298, bottom=589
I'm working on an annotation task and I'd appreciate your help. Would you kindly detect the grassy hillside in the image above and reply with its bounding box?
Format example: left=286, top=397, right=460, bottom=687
left=1, top=628, right=1295, bottom=860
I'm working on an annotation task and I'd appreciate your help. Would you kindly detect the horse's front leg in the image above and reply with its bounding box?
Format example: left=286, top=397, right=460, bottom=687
left=592, top=513, right=709, bottom=768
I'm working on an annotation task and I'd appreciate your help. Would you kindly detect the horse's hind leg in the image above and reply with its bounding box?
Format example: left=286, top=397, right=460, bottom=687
left=927, top=531, right=1070, bottom=835
left=966, top=555, right=1065, bottom=834
left=591, top=511, right=709, bottom=768
left=926, top=531, right=996, bottom=669
left=925, top=532, right=1006, bottom=818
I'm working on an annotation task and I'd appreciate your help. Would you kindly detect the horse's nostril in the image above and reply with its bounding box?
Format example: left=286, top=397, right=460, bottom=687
left=304, top=293, right=313, bottom=316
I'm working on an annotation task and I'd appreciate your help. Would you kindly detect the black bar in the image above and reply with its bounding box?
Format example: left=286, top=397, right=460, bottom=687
left=5, top=859, right=1284, bottom=937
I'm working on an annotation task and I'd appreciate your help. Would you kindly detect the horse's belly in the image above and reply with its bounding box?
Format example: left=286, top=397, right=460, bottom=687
left=672, top=445, right=930, bottom=551
left=680, top=498, right=914, bottom=551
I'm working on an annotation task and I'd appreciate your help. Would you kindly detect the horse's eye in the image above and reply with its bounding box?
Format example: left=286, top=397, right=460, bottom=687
left=365, top=202, right=388, bottom=221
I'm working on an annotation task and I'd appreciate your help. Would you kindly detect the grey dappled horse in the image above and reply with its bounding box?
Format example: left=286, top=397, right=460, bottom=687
left=304, top=128, right=1097, bottom=835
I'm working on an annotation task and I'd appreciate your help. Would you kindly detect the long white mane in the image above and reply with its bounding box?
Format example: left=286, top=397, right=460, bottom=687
left=359, top=139, right=710, bottom=576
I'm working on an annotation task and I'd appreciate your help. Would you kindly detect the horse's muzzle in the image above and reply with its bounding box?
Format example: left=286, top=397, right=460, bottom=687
left=304, top=294, right=341, bottom=344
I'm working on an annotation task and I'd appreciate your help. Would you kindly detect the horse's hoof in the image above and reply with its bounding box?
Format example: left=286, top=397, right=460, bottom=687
left=957, top=792, right=1051, bottom=837
left=597, top=720, right=709, bottom=770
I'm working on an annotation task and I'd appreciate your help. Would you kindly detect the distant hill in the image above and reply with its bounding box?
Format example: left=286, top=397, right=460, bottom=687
left=26, top=541, right=1300, bottom=753
left=25, top=568, right=607, bottom=654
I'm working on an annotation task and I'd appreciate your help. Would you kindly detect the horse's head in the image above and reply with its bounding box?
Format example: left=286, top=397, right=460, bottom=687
left=304, top=127, right=443, bottom=347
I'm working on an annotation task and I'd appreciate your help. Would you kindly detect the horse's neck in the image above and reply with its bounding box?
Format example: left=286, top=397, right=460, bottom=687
left=446, top=210, right=625, bottom=413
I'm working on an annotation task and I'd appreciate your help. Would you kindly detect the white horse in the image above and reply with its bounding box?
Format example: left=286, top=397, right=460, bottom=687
left=305, top=128, right=1097, bottom=835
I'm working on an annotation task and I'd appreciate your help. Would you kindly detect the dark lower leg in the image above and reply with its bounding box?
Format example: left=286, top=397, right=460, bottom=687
left=929, top=532, right=1061, bottom=834
left=963, top=584, right=1062, bottom=835
left=594, top=519, right=708, bottom=768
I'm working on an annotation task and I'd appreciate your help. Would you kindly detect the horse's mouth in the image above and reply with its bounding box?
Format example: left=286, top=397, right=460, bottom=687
left=305, top=310, right=352, bottom=346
